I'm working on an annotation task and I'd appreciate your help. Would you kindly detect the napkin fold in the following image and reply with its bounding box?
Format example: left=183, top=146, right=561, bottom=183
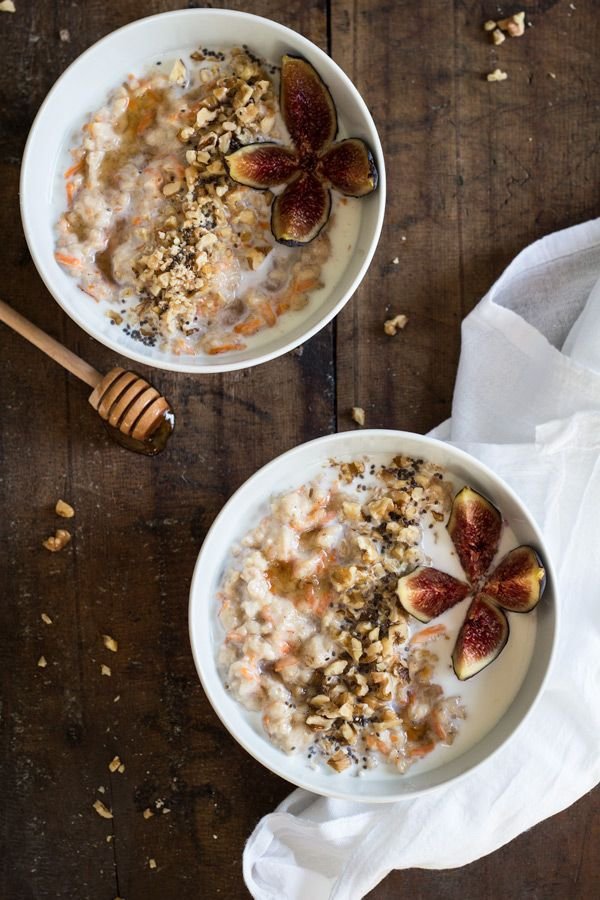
left=244, top=219, right=600, bottom=900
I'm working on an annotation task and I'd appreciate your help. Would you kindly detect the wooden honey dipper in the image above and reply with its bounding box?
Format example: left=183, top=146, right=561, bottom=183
left=0, top=299, right=174, bottom=454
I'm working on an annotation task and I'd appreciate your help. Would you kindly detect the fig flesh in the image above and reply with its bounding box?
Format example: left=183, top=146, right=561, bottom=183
left=319, top=138, right=378, bottom=197
left=280, top=54, right=337, bottom=154
left=447, top=486, right=502, bottom=583
left=482, top=545, right=546, bottom=613
left=225, top=143, right=299, bottom=188
left=397, top=566, right=470, bottom=623
left=271, top=172, right=331, bottom=245
left=452, top=594, right=509, bottom=680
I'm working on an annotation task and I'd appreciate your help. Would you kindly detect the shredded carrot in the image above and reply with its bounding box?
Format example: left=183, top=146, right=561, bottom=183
left=55, top=252, right=82, bottom=269
left=208, top=342, right=244, bottom=355
left=279, top=641, right=291, bottom=655
left=275, top=301, right=290, bottom=316
left=366, top=735, right=389, bottom=754
left=65, top=182, right=76, bottom=205
left=410, top=624, right=447, bottom=645
left=408, top=741, right=436, bottom=758
left=240, top=666, right=257, bottom=681
left=258, top=303, right=277, bottom=327
left=131, top=216, right=143, bottom=226
left=234, top=316, right=263, bottom=336
left=64, top=159, right=84, bottom=179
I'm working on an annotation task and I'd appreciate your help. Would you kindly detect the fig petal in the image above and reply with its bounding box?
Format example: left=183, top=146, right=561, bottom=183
left=319, top=138, right=378, bottom=197
left=225, top=142, right=299, bottom=188
left=271, top=172, right=331, bottom=245
left=447, top=486, right=502, bottom=583
left=482, top=545, right=546, bottom=613
left=452, top=594, right=509, bottom=680
left=281, top=54, right=337, bottom=154
left=397, top=566, right=470, bottom=623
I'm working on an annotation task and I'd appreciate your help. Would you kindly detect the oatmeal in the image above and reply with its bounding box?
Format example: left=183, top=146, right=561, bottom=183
left=217, top=456, right=467, bottom=774
left=54, top=46, right=341, bottom=356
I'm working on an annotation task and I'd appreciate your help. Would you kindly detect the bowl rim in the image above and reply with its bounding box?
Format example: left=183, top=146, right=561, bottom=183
left=19, top=7, right=386, bottom=374
left=188, top=428, right=559, bottom=802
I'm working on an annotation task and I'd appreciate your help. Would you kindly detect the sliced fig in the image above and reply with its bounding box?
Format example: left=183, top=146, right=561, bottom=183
left=482, top=545, right=546, bottom=613
left=452, top=594, right=509, bottom=680
left=280, top=54, right=337, bottom=155
left=271, top=172, right=331, bottom=245
left=447, top=486, right=502, bottom=584
left=397, top=566, right=470, bottom=623
left=224, top=143, right=299, bottom=188
left=319, top=138, right=378, bottom=197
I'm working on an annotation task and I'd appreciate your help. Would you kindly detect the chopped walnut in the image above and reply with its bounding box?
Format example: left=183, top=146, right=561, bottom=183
left=498, top=11, right=525, bottom=37
left=169, top=58, right=187, bottom=84
left=149, top=859, right=157, bottom=870
left=0, top=1, right=16, bottom=12
left=42, top=529, right=71, bottom=552
left=384, top=314, right=408, bottom=336
left=55, top=499, right=75, bottom=518
left=491, top=28, right=506, bottom=45
left=102, top=634, right=118, bottom=653
left=108, top=756, right=122, bottom=773
left=143, top=808, right=154, bottom=819
left=487, top=68, right=508, bottom=82
left=59, top=27, right=70, bottom=42
left=41, top=613, right=53, bottom=625
left=351, top=407, right=365, bottom=427
left=37, top=655, right=47, bottom=668
left=93, top=799, right=113, bottom=819
left=101, top=664, right=112, bottom=677
left=483, top=19, right=497, bottom=31
left=327, top=751, right=352, bottom=772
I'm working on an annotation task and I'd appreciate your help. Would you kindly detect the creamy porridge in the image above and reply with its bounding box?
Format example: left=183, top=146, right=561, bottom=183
left=54, top=46, right=359, bottom=356
left=217, top=456, right=468, bottom=774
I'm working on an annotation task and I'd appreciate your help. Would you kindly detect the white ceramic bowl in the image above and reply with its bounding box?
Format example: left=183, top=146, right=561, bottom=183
left=189, top=430, right=557, bottom=802
left=20, top=9, right=385, bottom=373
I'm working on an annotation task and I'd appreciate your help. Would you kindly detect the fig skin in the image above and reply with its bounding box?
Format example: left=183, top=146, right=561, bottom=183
left=271, top=172, right=331, bottom=246
left=482, top=545, right=546, bottom=613
left=447, top=486, right=502, bottom=584
left=452, top=594, right=509, bottom=680
left=397, top=566, right=470, bottom=623
left=319, top=138, right=378, bottom=197
left=224, top=143, right=300, bottom=188
left=280, top=54, right=338, bottom=154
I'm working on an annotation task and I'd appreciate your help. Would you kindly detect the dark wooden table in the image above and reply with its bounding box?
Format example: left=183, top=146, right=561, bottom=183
left=2, top=1, right=599, bottom=898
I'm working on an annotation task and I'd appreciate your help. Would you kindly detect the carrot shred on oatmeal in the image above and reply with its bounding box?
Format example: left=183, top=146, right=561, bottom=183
left=408, top=741, right=436, bottom=758
left=273, top=655, right=299, bottom=671
left=225, top=630, right=244, bottom=644
left=65, top=182, right=76, bottom=205
left=258, top=303, right=277, bottom=327
left=293, top=277, right=319, bottom=293
left=234, top=315, right=263, bottom=336
left=410, top=624, right=447, bottom=644
left=55, top=252, right=83, bottom=269
left=64, top=159, right=84, bottom=179
left=208, top=342, right=245, bottom=355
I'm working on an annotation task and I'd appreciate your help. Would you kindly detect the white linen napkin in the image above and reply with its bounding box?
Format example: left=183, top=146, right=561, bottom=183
left=244, top=218, right=600, bottom=900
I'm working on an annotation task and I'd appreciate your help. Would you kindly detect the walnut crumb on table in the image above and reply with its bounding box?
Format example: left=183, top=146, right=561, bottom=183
left=92, top=799, right=113, bottom=819
left=351, top=407, right=365, bottom=426
left=143, top=808, right=154, bottom=819
left=101, top=664, right=112, bottom=677
left=37, top=655, right=47, bottom=668
left=108, top=755, right=124, bottom=773
left=102, top=634, right=118, bottom=652
left=148, top=858, right=157, bottom=870
left=55, top=499, right=75, bottom=518
left=384, top=314, right=408, bottom=336
left=0, top=1, right=16, bottom=13
left=42, top=529, right=71, bottom=552
left=487, top=69, right=508, bottom=82
left=41, top=613, right=53, bottom=625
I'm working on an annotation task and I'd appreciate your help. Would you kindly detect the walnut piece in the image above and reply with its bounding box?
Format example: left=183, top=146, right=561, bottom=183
left=492, top=28, right=506, bottom=45
left=42, top=529, right=71, bottom=552
left=101, top=664, right=112, bottom=677
left=498, top=11, right=525, bottom=37
left=351, top=407, right=365, bottom=427
left=55, top=499, right=75, bottom=518
left=487, top=69, right=508, bottom=82
left=108, top=756, right=122, bottom=773
left=0, top=1, right=16, bottom=12
left=92, top=799, right=113, bottom=819
left=384, top=314, right=408, bottom=336
left=41, top=613, right=53, bottom=625
left=102, top=634, right=118, bottom=653
left=37, top=655, right=47, bottom=668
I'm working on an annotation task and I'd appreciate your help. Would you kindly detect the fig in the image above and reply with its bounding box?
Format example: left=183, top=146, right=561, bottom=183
left=452, top=594, right=509, bottom=680
left=224, top=55, right=378, bottom=245
left=447, top=486, right=502, bottom=583
left=225, top=143, right=299, bottom=188
left=280, top=54, right=337, bottom=154
left=271, top=172, right=331, bottom=246
left=319, top=138, right=378, bottom=197
left=482, top=545, right=546, bottom=613
left=397, top=566, right=470, bottom=623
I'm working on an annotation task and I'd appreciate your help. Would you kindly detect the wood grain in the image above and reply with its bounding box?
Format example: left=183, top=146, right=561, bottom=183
left=1, top=1, right=598, bottom=899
